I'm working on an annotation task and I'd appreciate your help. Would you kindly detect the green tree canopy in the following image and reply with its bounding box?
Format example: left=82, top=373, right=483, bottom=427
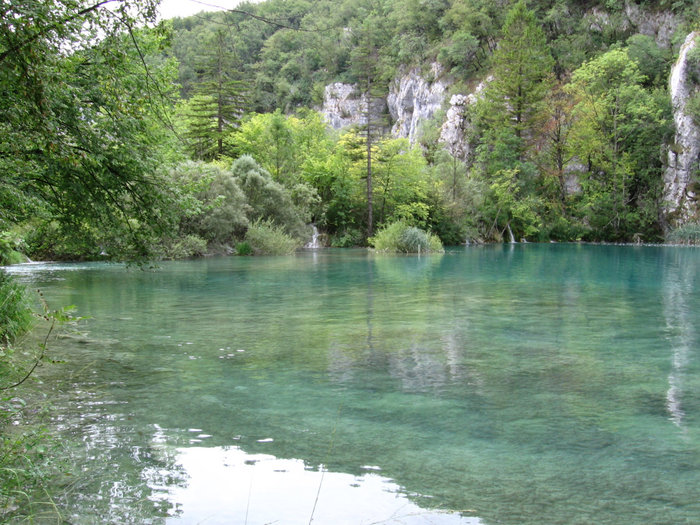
left=567, top=47, right=672, bottom=240
left=228, top=109, right=333, bottom=187
left=0, top=0, right=178, bottom=259
left=185, top=29, right=248, bottom=161
left=481, top=0, right=554, bottom=155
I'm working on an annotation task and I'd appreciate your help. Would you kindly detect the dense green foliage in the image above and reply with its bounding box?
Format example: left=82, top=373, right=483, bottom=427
left=244, top=219, right=300, bottom=255
left=0, top=272, right=32, bottom=349
left=160, top=0, right=697, bottom=246
left=0, top=273, right=47, bottom=521
left=1, top=0, right=180, bottom=261
left=666, top=222, right=700, bottom=244
left=3, top=0, right=698, bottom=263
left=371, top=221, right=444, bottom=253
left=1, top=2, right=172, bottom=520
left=566, top=48, right=672, bottom=240
left=168, top=0, right=697, bottom=109
left=0, top=232, right=26, bottom=266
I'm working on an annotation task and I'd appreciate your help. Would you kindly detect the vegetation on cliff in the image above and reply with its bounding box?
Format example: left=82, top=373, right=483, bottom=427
left=2, top=0, right=698, bottom=264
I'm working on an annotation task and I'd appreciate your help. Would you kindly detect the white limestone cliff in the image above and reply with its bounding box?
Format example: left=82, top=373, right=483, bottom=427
left=663, top=32, right=700, bottom=225
left=387, top=63, right=447, bottom=144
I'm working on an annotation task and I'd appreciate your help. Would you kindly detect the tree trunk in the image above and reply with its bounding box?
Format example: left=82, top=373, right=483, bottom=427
left=366, top=76, right=373, bottom=238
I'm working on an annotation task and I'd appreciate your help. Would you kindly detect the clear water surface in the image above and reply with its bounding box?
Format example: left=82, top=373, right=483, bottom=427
left=8, top=244, right=700, bottom=524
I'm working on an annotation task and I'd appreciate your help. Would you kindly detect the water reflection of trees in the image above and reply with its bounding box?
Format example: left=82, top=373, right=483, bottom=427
left=38, top=364, right=188, bottom=522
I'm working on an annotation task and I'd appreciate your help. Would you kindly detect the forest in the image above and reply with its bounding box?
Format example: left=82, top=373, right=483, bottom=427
left=1, top=0, right=699, bottom=268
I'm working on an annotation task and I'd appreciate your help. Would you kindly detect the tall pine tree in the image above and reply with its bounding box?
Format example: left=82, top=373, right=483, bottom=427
left=186, top=30, right=248, bottom=161
left=480, top=0, right=553, bottom=163
left=474, top=0, right=554, bottom=241
left=350, top=7, right=391, bottom=238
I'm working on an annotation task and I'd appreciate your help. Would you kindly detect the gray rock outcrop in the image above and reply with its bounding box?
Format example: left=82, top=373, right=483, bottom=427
left=585, top=2, right=681, bottom=48
left=439, top=94, right=470, bottom=159
left=387, top=63, right=446, bottom=144
left=438, top=80, right=489, bottom=161
left=624, top=2, right=680, bottom=48
left=663, top=32, right=700, bottom=225
left=322, top=82, right=366, bottom=130
left=322, top=82, right=388, bottom=131
left=322, top=68, right=481, bottom=162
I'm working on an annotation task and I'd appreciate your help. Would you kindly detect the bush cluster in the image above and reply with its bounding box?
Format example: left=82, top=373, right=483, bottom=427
left=371, top=222, right=443, bottom=253
left=0, top=272, right=33, bottom=348
left=666, top=222, right=700, bottom=245
left=244, top=219, right=300, bottom=255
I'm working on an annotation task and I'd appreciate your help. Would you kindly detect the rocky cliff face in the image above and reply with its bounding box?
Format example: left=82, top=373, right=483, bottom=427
left=322, top=82, right=388, bottom=131
left=663, top=32, right=700, bottom=226
left=323, top=67, right=475, bottom=159
left=387, top=63, right=446, bottom=144
left=438, top=80, right=489, bottom=161
left=585, top=2, right=681, bottom=48
left=322, top=4, right=691, bottom=196
left=624, top=2, right=680, bottom=48
left=322, top=83, right=366, bottom=130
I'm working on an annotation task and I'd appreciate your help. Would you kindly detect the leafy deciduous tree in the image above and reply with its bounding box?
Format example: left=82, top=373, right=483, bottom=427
left=567, top=47, right=672, bottom=240
left=0, top=0, right=178, bottom=259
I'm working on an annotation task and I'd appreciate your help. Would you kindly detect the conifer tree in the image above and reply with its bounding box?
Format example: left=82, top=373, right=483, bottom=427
left=350, top=8, right=391, bottom=238
left=481, top=0, right=554, bottom=162
left=186, top=30, right=248, bottom=161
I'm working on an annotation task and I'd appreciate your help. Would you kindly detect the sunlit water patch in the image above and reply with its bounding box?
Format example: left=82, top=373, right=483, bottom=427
left=9, top=245, right=700, bottom=524
left=154, top=443, right=478, bottom=524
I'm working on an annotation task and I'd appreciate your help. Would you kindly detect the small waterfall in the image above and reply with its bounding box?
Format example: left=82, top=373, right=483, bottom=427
left=304, top=225, right=321, bottom=249
left=507, top=224, right=516, bottom=244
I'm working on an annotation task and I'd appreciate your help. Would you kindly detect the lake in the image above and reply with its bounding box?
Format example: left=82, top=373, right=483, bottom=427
left=8, top=244, right=700, bottom=524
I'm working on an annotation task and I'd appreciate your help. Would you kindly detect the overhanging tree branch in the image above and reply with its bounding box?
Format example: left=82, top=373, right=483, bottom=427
left=0, top=0, right=118, bottom=65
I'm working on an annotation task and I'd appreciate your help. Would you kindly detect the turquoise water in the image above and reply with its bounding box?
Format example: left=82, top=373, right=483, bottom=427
left=8, top=244, right=700, bottom=524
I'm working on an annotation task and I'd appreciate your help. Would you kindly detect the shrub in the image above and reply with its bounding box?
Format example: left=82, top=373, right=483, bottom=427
left=170, top=161, right=249, bottom=246
left=0, top=272, right=33, bottom=348
left=371, top=221, right=406, bottom=252
left=666, top=222, right=700, bottom=245
left=427, top=231, right=444, bottom=252
left=235, top=241, right=253, bottom=256
left=160, top=234, right=209, bottom=259
left=232, top=156, right=317, bottom=239
left=371, top=222, right=444, bottom=253
left=0, top=232, right=27, bottom=265
left=244, top=219, right=299, bottom=255
left=398, top=226, right=430, bottom=253
left=330, top=229, right=363, bottom=248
